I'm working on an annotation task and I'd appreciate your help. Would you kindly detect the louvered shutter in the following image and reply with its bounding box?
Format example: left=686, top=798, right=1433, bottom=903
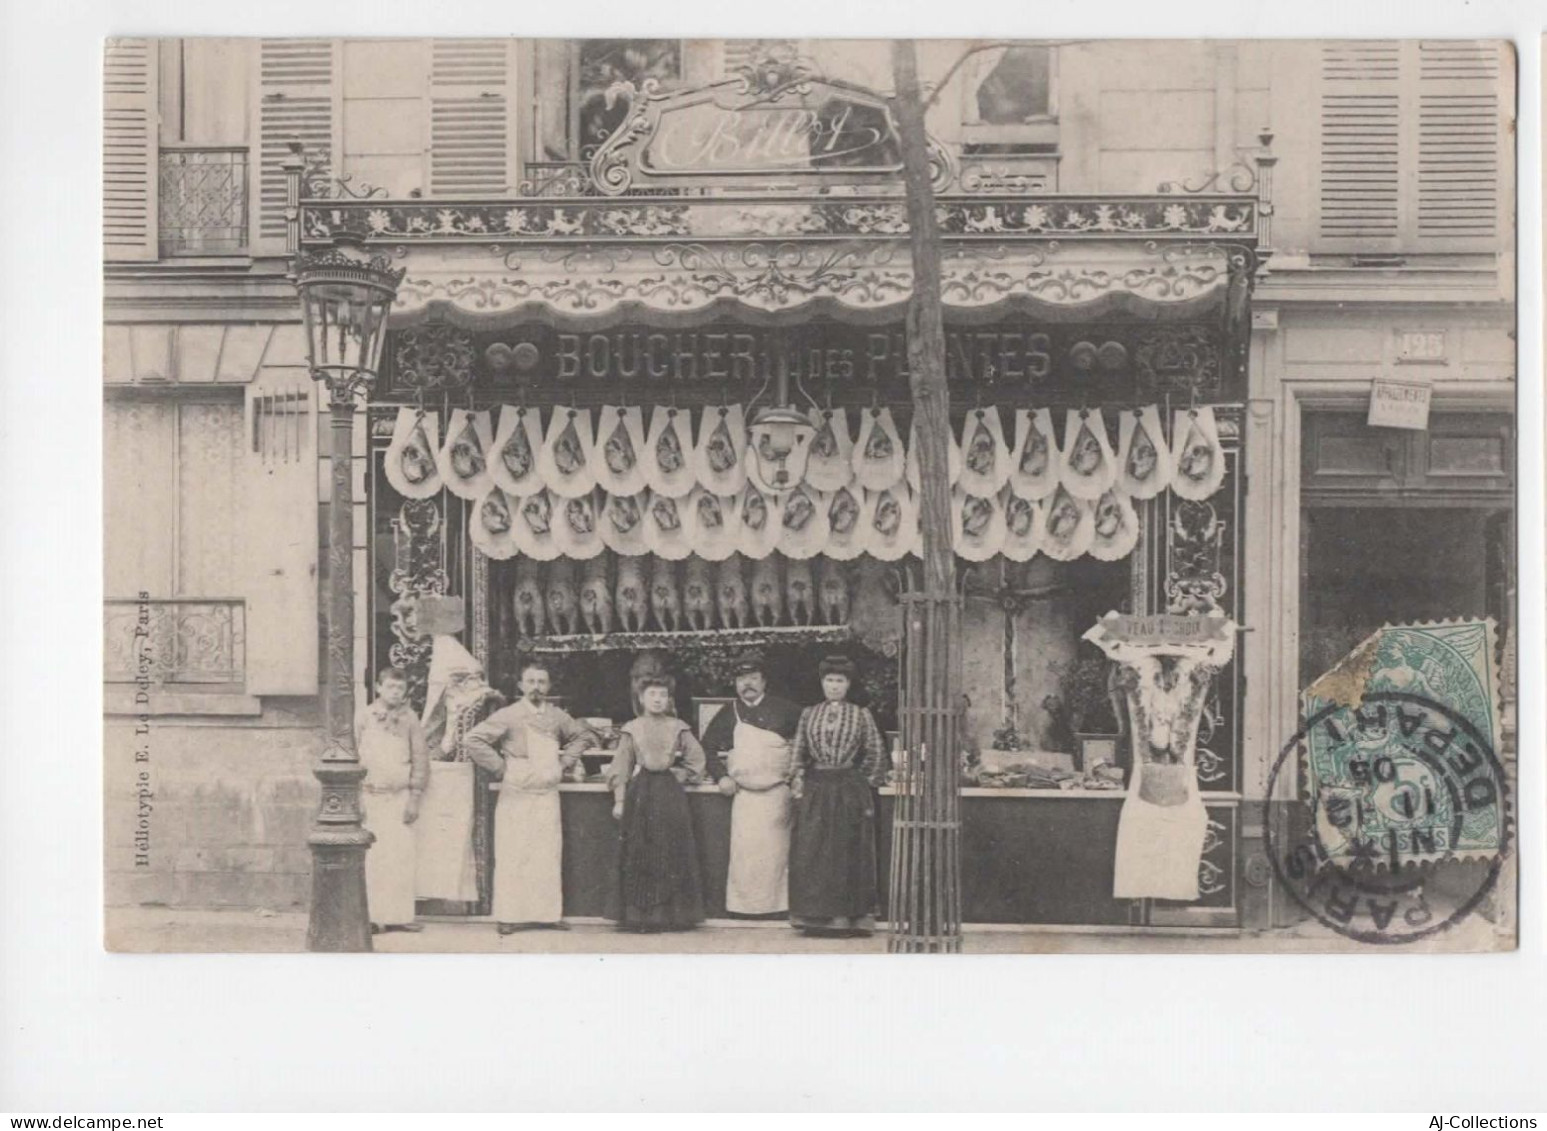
left=722, top=40, right=757, bottom=78
left=103, top=38, right=158, bottom=261
left=1317, top=40, right=1506, bottom=253
left=255, top=38, right=334, bottom=252
left=1317, top=41, right=1402, bottom=249
left=429, top=39, right=513, bottom=196
left=241, top=363, right=320, bottom=696
left=1416, top=41, right=1503, bottom=246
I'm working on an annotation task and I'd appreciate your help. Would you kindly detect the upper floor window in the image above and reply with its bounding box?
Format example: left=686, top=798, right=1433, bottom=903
left=158, top=39, right=251, bottom=257
left=1316, top=40, right=1506, bottom=255
left=960, top=45, right=1059, bottom=150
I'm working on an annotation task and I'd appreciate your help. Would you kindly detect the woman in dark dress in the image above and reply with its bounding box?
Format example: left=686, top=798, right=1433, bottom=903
left=789, top=655, right=889, bottom=937
left=606, top=676, right=707, bottom=932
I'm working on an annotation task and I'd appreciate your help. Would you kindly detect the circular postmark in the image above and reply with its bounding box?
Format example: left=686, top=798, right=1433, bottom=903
left=1266, top=690, right=1510, bottom=945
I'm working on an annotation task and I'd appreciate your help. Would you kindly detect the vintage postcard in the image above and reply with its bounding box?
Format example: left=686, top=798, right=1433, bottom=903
left=103, top=37, right=1517, bottom=954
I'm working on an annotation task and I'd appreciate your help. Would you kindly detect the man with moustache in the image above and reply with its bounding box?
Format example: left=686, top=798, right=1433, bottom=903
left=463, top=660, right=598, bottom=934
left=701, top=651, right=802, bottom=916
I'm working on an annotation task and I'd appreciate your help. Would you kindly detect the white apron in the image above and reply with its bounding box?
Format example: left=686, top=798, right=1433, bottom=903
left=415, top=761, right=479, bottom=902
left=492, top=726, right=565, bottom=923
left=359, top=726, right=418, bottom=926
left=1113, top=759, right=1207, bottom=900
left=726, top=715, right=794, bottom=914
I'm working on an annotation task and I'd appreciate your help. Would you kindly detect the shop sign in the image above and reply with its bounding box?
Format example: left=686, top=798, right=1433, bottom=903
left=385, top=318, right=1239, bottom=402
left=1100, top=614, right=1233, bottom=646
left=589, top=68, right=953, bottom=194
left=1367, top=378, right=1432, bottom=431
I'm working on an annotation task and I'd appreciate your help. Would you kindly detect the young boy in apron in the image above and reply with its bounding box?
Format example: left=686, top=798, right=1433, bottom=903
left=356, top=666, right=430, bottom=933
left=463, top=661, right=599, bottom=933
left=701, top=651, right=803, bottom=916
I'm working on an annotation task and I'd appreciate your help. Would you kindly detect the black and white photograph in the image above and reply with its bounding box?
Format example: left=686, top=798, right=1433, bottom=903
left=98, top=34, right=1520, bottom=957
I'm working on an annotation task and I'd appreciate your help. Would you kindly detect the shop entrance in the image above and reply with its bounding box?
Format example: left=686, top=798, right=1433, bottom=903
left=1298, top=410, right=1514, bottom=688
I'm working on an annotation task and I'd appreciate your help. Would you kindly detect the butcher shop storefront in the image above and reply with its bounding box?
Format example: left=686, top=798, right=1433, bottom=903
left=298, top=69, right=1265, bottom=930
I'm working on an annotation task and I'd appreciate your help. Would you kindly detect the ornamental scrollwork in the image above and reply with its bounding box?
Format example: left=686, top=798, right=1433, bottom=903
left=1197, top=816, right=1229, bottom=896
left=1134, top=325, right=1222, bottom=394
left=1165, top=500, right=1228, bottom=615
left=299, top=195, right=1256, bottom=245
left=388, top=498, right=449, bottom=714
left=392, top=323, right=476, bottom=393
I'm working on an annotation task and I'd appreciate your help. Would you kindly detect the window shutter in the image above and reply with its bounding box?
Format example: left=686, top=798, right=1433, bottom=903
left=240, top=367, right=320, bottom=696
left=103, top=38, right=159, bottom=261
left=1416, top=41, right=1502, bottom=246
left=722, top=40, right=757, bottom=77
left=1317, top=41, right=1402, bottom=249
left=256, top=38, right=334, bottom=251
left=429, top=39, right=512, bottom=196
left=1317, top=40, right=1506, bottom=253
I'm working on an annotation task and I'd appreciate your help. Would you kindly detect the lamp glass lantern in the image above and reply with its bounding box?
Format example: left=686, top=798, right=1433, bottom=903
left=293, top=240, right=406, bottom=393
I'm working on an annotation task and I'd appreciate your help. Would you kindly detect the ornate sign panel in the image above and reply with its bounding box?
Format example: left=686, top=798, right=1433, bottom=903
left=588, top=55, right=955, bottom=194
left=379, top=316, right=1239, bottom=403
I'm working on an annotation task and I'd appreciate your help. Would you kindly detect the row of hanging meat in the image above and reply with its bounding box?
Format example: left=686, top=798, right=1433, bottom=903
left=384, top=403, right=1230, bottom=565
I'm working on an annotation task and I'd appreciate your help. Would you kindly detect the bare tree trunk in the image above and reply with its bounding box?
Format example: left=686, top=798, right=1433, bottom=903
left=891, top=40, right=954, bottom=596
left=888, top=39, right=963, bottom=954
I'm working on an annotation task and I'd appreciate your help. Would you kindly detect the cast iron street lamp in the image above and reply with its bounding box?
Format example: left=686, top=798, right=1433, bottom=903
left=291, top=235, right=405, bottom=952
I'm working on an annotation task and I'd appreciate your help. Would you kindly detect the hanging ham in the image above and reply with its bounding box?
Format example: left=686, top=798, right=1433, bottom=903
left=804, top=408, right=855, bottom=492
left=693, top=404, right=748, bottom=496
left=385, top=407, right=442, bottom=500
left=595, top=405, right=647, bottom=496
left=1169, top=406, right=1227, bottom=501
left=851, top=406, right=907, bottom=491
left=1008, top=408, right=1058, bottom=500
left=1057, top=408, right=1117, bottom=501
left=469, top=486, right=519, bottom=561
left=1041, top=483, right=1094, bottom=562
left=490, top=405, right=544, bottom=496
left=644, top=406, right=697, bottom=497
left=538, top=407, right=596, bottom=499
left=956, top=408, right=1011, bottom=497
left=779, top=483, right=830, bottom=561
left=436, top=409, right=495, bottom=501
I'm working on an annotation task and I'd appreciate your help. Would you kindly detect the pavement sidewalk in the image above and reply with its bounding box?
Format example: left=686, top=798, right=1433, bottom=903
left=100, top=905, right=1501, bottom=954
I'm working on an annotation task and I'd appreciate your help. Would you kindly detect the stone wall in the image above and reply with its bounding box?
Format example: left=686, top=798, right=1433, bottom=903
left=104, top=708, right=322, bottom=911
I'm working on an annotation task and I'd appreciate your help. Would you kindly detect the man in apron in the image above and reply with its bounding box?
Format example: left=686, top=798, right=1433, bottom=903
left=463, top=661, right=599, bottom=933
left=701, top=651, right=802, bottom=916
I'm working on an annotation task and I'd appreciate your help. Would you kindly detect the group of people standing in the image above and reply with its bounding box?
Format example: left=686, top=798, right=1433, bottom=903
left=355, top=649, right=890, bottom=938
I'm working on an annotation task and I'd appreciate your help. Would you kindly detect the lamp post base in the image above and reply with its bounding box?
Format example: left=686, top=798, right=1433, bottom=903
left=307, top=831, right=374, bottom=952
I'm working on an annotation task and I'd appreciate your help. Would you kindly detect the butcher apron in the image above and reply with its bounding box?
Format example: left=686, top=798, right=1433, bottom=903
left=492, top=725, right=564, bottom=923
left=359, top=725, right=417, bottom=926
left=726, top=713, right=794, bottom=914
left=1113, top=759, right=1207, bottom=900
left=415, top=760, right=478, bottom=902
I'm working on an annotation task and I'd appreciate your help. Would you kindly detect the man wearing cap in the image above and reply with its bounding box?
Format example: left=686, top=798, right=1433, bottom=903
left=701, top=651, right=803, bottom=916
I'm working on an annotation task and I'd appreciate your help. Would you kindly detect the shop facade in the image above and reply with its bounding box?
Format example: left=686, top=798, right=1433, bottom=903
left=296, top=60, right=1266, bottom=929
left=104, top=39, right=1514, bottom=938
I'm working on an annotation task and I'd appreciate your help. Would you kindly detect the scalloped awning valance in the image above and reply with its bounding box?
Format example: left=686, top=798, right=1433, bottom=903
left=387, top=241, right=1246, bottom=323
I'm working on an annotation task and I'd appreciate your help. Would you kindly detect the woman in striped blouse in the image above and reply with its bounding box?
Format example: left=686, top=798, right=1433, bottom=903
left=788, top=655, right=889, bottom=937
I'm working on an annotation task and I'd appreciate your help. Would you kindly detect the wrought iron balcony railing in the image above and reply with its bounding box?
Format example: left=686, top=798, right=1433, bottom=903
left=104, top=598, right=247, bottom=686
left=159, top=146, right=250, bottom=257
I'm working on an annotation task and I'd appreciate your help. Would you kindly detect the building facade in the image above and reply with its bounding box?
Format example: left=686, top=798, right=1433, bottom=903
left=103, top=38, right=1514, bottom=933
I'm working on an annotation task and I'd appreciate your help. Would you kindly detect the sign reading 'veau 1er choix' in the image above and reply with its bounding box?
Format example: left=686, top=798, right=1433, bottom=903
left=1367, top=378, right=1433, bottom=431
